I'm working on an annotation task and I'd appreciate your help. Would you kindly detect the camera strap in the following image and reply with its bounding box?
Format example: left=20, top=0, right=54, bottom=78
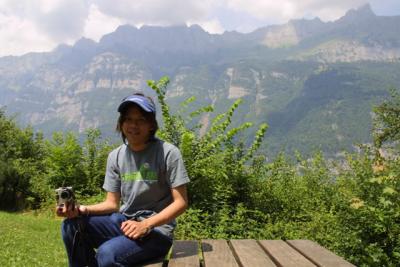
left=70, top=218, right=87, bottom=262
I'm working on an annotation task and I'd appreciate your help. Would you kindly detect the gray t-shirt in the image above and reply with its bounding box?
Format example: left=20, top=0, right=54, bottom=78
left=103, top=139, right=190, bottom=238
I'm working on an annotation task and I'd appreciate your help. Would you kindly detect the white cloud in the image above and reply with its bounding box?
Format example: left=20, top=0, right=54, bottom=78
left=225, top=0, right=368, bottom=22
left=0, top=10, right=56, bottom=56
left=188, top=18, right=225, bottom=34
left=0, top=0, right=91, bottom=56
left=95, top=0, right=217, bottom=26
left=30, top=0, right=90, bottom=42
left=226, top=0, right=294, bottom=22
left=83, top=4, right=122, bottom=41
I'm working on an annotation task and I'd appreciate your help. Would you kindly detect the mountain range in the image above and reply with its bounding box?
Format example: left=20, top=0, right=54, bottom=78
left=1, top=4, right=400, bottom=157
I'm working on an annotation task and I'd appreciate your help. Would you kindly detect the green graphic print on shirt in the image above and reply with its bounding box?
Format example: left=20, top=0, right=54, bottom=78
left=121, top=163, right=157, bottom=182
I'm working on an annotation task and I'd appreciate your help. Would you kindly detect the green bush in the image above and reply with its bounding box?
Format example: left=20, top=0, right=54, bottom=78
left=0, top=110, right=45, bottom=210
left=335, top=149, right=400, bottom=266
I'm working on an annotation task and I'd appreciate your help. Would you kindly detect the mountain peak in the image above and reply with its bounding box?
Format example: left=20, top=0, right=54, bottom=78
left=73, top=37, right=97, bottom=50
left=341, top=3, right=376, bottom=22
left=138, top=24, right=207, bottom=34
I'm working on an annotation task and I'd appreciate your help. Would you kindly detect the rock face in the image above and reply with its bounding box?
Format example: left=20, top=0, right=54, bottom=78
left=1, top=4, right=400, bottom=156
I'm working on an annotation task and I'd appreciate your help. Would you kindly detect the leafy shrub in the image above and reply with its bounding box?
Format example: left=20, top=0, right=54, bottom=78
left=0, top=110, right=45, bottom=210
left=335, top=149, right=400, bottom=266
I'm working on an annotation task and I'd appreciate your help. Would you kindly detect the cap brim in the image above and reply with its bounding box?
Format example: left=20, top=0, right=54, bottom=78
left=117, top=95, right=155, bottom=113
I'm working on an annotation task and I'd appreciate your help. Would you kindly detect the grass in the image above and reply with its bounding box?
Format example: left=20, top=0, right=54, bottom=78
left=0, top=211, right=68, bottom=267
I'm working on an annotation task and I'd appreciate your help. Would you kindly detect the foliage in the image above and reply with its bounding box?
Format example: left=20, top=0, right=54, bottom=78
left=0, top=110, right=113, bottom=210
left=373, top=88, right=400, bottom=148
left=82, top=129, right=114, bottom=194
left=148, top=76, right=268, bottom=213
left=30, top=129, right=113, bottom=207
left=335, top=149, right=400, bottom=266
left=0, top=109, right=45, bottom=210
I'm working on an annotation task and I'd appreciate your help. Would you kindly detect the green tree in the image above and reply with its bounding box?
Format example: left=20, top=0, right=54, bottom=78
left=373, top=89, right=400, bottom=149
left=82, top=128, right=114, bottom=194
left=43, top=132, right=86, bottom=192
left=0, top=109, right=45, bottom=210
left=29, top=129, right=114, bottom=207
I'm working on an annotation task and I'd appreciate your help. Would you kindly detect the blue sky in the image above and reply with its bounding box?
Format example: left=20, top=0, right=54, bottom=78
left=0, top=0, right=399, bottom=57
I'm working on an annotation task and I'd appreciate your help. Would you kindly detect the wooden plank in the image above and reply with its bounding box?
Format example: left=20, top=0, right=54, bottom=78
left=138, top=257, right=165, bottom=267
left=201, top=239, right=239, bottom=267
left=134, top=244, right=171, bottom=266
left=230, top=239, right=276, bottom=267
left=168, top=240, right=199, bottom=267
left=259, top=240, right=316, bottom=267
left=287, top=240, right=355, bottom=267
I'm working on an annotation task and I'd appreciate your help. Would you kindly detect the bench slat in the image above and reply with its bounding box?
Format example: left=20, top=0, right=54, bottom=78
left=259, top=240, right=316, bottom=267
left=287, top=240, right=355, bottom=267
left=201, top=239, right=239, bottom=267
left=168, top=240, right=199, bottom=267
left=230, top=239, right=276, bottom=267
left=139, top=259, right=164, bottom=267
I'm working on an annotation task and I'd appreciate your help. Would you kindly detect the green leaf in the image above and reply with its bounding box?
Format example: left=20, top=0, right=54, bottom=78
left=382, top=187, right=396, bottom=195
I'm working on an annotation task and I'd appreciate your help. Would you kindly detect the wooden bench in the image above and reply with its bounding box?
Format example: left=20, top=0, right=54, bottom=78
left=137, top=239, right=355, bottom=267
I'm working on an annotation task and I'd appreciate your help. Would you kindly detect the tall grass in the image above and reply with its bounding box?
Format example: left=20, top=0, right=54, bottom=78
left=0, top=211, right=67, bottom=267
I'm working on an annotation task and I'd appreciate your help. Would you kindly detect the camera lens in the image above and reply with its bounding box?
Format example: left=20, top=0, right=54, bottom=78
left=60, top=191, right=70, bottom=199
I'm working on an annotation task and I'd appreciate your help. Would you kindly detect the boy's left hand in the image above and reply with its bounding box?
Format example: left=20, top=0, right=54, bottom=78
left=120, top=220, right=149, bottom=239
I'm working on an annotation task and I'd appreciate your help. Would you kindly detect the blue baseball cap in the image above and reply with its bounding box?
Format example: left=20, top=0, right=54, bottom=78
left=118, top=95, right=156, bottom=113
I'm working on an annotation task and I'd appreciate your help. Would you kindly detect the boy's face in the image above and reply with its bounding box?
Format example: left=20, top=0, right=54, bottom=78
left=121, top=105, right=154, bottom=150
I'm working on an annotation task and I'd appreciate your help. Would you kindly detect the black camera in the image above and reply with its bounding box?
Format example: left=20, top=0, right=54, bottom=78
left=55, top=186, right=76, bottom=210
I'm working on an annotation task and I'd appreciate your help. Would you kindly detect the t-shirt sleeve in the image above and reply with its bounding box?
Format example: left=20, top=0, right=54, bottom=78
left=166, top=146, right=190, bottom=188
left=103, top=148, right=121, bottom=192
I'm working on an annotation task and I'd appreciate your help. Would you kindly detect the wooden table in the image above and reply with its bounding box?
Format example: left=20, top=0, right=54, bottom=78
left=138, top=239, right=355, bottom=267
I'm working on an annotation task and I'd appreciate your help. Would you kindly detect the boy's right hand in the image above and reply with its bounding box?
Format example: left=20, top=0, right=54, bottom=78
left=56, top=203, right=83, bottom=218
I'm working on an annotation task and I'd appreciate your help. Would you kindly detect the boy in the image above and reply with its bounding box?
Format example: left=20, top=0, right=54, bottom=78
left=58, top=93, right=189, bottom=267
